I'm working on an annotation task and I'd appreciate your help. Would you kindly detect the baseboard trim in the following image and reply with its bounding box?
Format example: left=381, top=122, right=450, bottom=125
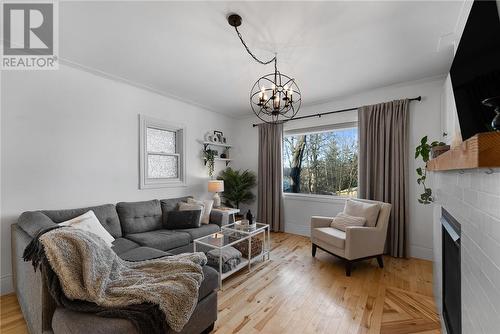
left=284, top=224, right=310, bottom=237
left=409, top=245, right=433, bottom=260
left=1, top=274, right=14, bottom=295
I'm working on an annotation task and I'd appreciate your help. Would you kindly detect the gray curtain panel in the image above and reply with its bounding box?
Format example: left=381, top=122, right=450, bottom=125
left=358, top=99, right=409, bottom=258
left=257, top=123, right=285, bottom=232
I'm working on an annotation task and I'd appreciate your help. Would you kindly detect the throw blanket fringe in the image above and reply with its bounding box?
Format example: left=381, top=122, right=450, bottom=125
left=23, top=227, right=207, bottom=333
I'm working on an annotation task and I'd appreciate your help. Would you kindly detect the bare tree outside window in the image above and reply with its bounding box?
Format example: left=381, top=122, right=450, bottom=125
left=283, top=126, right=358, bottom=197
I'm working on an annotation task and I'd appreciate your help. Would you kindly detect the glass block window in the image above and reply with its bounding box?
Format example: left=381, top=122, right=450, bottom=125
left=147, top=154, right=178, bottom=179
left=146, top=128, right=176, bottom=154
left=140, top=116, right=185, bottom=188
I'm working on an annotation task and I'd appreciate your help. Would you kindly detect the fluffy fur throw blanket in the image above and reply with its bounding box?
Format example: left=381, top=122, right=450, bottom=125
left=24, top=226, right=207, bottom=333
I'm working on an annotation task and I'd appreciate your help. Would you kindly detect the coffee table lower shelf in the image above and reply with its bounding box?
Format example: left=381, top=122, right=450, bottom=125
left=220, top=251, right=270, bottom=281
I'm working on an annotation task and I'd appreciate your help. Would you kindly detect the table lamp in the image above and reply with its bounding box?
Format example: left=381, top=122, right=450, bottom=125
left=208, top=180, right=224, bottom=207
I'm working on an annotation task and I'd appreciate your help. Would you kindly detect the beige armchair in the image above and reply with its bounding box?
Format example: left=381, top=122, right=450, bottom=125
left=310, top=199, right=392, bottom=276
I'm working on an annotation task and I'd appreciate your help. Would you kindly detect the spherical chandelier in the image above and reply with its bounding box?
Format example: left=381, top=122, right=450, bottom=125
left=228, top=14, right=302, bottom=124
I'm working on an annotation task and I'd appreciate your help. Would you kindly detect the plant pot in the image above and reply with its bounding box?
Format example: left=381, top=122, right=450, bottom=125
left=431, top=145, right=450, bottom=158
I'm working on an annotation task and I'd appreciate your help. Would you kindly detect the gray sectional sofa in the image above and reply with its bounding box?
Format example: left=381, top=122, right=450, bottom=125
left=11, top=196, right=226, bottom=334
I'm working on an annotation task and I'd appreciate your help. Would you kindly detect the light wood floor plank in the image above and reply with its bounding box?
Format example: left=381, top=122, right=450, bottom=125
left=0, top=233, right=440, bottom=334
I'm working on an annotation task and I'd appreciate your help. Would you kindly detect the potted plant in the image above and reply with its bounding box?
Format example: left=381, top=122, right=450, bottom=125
left=203, top=149, right=216, bottom=178
left=415, top=136, right=449, bottom=204
left=217, top=168, right=256, bottom=210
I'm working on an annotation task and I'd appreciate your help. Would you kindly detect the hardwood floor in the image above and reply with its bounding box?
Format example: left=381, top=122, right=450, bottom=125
left=0, top=293, right=28, bottom=334
left=0, top=233, right=440, bottom=334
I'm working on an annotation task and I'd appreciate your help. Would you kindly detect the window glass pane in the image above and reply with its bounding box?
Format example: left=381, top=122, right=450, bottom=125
left=283, top=127, right=358, bottom=197
left=148, top=154, right=178, bottom=179
left=147, top=127, right=176, bottom=153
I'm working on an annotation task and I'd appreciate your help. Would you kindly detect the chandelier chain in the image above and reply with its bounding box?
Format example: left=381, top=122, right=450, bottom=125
left=234, top=26, right=277, bottom=70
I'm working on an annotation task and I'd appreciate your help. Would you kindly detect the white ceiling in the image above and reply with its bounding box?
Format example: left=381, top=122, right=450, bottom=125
left=60, top=1, right=465, bottom=117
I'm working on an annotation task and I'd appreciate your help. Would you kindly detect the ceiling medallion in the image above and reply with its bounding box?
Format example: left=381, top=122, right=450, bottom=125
left=228, top=14, right=301, bottom=124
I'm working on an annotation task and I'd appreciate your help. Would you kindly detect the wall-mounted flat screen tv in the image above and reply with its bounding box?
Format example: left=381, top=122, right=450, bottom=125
left=450, top=0, right=500, bottom=140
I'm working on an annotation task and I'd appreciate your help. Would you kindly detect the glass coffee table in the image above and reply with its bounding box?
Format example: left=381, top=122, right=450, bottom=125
left=193, top=222, right=270, bottom=288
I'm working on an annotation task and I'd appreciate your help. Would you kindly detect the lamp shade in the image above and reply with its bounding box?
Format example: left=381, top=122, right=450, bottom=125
left=208, top=180, right=224, bottom=193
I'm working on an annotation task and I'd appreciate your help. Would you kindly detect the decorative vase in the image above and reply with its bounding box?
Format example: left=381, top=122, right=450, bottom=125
left=246, top=210, right=254, bottom=224
left=482, top=96, right=500, bottom=131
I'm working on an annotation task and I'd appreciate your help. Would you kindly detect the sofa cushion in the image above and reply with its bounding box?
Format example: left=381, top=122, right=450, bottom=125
left=178, top=203, right=204, bottom=226
left=111, top=238, right=139, bottom=255
left=199, top=266, right=219, bottom=300
left=343, top=199, right=380, bottom=228
left=17, top=211, right=57, bottom=238
left=59, top=210, right=115, bottom=247
left=330, top=212, right=366, bottom=232
left=117, top=200, right=162, bottom=234
left=160, top=196, right=192, bottom=226
left=160, top=196, right=192, bottom=213
left=186, top=198, right=214, bottom=225
left=52, top=308, right=138, bottom=334
left=177, top=224, right=220, bottom=240
left=312, top=227, right=346, bottom=249
left=42, top=204, right=122, bottom=238
left=118, top=246, right=170, bottom=262
left=165, top=210, right=202, bottom=230
left=167, top=243, right=194, bottom=255
left=52, top=287, right=218, bottom=334
left=126, top=229, right=191, bottom=251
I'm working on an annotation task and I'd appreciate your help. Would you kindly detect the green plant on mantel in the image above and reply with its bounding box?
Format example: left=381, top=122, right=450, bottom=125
left=203, top=149, right=216, bottom=178
left=415, top=136, right=446, bottom=204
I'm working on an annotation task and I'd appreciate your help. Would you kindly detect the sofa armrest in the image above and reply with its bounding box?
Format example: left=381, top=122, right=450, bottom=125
left=345, top=226, right=386, bottom=260
left=209, top=210, right=226, bottom=227
left=310, top=216, right=333, bottom=230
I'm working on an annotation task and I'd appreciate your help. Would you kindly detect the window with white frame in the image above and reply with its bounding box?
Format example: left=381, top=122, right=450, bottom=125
left=139, top=115, right=185, bottom=188
left=283, top=122, right=358, bottom=197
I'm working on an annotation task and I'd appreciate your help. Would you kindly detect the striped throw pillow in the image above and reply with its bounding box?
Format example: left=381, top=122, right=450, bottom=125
left=330, top=212, right=366, bottom=232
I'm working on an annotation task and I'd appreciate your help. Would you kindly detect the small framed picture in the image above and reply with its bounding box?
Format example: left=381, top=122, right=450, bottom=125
left=213, top=130, right=223, bottom=143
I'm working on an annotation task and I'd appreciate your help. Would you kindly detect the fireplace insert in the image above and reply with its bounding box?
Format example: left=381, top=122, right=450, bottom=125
left=441, top=208, right=461, bottom=334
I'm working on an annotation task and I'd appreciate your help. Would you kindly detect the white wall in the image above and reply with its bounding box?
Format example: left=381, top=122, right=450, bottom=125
left=432, top=169, right=500, bottom=334
left=0, top=65, right=235, bottom=294
left=232, top=75, right=446, bottom=260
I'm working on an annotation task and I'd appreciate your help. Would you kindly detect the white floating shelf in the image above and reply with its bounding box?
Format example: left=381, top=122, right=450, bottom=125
left=203, top=141, right=232, bottom=148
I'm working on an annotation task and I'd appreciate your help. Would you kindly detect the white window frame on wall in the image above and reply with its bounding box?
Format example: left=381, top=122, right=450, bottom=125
left=139, top=115, right=186, bottom=189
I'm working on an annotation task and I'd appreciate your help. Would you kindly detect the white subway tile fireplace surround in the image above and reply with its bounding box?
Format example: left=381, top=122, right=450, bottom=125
left=432, top=168, right=500, bottom=334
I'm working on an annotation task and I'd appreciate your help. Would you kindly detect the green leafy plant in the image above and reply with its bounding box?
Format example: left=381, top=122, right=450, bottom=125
left=203, top=149, right=216, bottom=177
left=218, top=168, right=256, bottom=209
left=415, top=136, right=446, bottom=204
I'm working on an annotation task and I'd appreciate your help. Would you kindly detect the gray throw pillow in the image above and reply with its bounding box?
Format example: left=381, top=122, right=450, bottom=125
left=165, top=210, right=202, bottom=229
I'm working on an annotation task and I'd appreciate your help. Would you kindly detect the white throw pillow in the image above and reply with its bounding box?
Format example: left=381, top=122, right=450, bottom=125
left=59, top=210, right=115, bottom=247
left=343, top=199, right=380, bottom=227
left=187, top=198, right=214, bottom=225
left=330, top=212, right=366, bottom=232
left=178, top=202, right=204, bottom=226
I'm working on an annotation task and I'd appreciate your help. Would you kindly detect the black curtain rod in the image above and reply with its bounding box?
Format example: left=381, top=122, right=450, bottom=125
left=252, top=96, right=422, bottom=127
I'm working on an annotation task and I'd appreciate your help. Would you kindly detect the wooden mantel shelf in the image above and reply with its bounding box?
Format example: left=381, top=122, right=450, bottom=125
left=427, top=132, right=500, bottom=171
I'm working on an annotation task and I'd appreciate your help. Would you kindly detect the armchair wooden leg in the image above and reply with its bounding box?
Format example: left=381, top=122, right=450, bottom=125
left=345, top=261, right=352, bottom=277
left=312, top=244, right=317, bottom=257
left=376, top=255, right=384, bottom=268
